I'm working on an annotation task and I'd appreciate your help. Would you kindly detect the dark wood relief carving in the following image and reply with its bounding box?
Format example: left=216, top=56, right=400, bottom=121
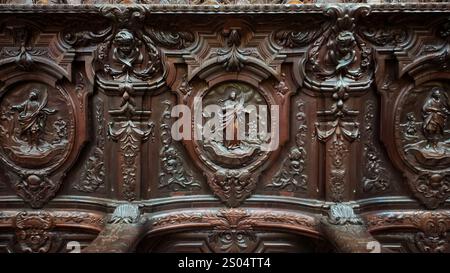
left=0, top=3, right=449, bottom=253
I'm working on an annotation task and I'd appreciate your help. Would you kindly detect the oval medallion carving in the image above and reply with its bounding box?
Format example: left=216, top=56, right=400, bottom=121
left=197, top=82, right=270, bottom=168
left=0, top=82, right=75, bottom=171
left=395, top=81, right=450, bottom=208
left=396, top=82, right=450, bottom=171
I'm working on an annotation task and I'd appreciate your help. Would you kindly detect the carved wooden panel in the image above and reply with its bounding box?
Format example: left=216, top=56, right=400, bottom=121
left=0, top=2, right=449, bottom=253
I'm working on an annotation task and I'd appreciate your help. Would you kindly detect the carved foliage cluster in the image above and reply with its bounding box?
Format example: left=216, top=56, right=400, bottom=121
left=74, top=98, right=105, bottom=193
left=152, top=208, right=317, bottom=252
left=12, top=211, right=56, bottom=253
left=367, top=211, right=450, bottom=253
left=159, top=100, right=200, bottom=191
left=362, top=100, right=390, bottom=193
left=266, top=99, right=307, bottom=192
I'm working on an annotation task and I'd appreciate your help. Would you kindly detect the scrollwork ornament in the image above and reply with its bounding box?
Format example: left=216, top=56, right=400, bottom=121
left=11, top=211, right=57, bottom=253
left=266, top=100, right=307, bottom=192
left=209, top=170, right=256, bottom=208
left=206, top=209, right=257, bottom=253
left=74, top=98, right=105, bottom=193
left=159, top=101, right=200, bottom=191
left=362, top=100, right=390, bottom=193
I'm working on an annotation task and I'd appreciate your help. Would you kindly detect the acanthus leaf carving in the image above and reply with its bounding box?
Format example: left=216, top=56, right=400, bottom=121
left=210, top=28, right=256, bottom=72
left=205, top=209, right=257, bottom=253
left=208, top=170, right=256, bottom=208
left=0, top=26, right=47, bottom=71
left=410, top=212, right=450, bottom=253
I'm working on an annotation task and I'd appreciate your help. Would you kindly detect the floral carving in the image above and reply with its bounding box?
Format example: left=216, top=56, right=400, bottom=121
left=209, top=170, right=256, bottom=207
left=266, top=100, right=307, bottom=192
left=74, top=98, right=105, bottom=193
left=328, top=139, right=348, bottom=202
left=0, top=26, right=47, bottom=71
left=159, top=101, right=200, bottom=191
left=205, top=209, right=257, bottom=253
left=362, top=100, right=389, bottom=192
left=410, top=212, right=450, bottom=253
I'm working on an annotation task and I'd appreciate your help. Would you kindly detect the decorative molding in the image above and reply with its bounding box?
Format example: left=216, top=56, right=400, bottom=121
left=365, top=211, right=450, bottom=253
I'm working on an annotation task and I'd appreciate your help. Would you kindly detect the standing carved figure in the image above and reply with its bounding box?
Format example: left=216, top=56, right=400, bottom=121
left=422, top=87, right=450, bottom=147
left=218, top=89, right=246, bottom=150
left=11, top=89, right=56, bottom=148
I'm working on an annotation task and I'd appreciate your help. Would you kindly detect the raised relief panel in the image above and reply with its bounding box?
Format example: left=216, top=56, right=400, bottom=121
left=159, top=100, right=200, bottom=191
left=194, top=81, right=276, bottom=207
left=0, top=18, right=91, bottom=208
left=395, top=82, right=450, bottom=208
left=300, top=5, right=374, bottom=202
left=0, top=83, right=74, bottom=207
left=169, top=19, right=299, bottom=207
